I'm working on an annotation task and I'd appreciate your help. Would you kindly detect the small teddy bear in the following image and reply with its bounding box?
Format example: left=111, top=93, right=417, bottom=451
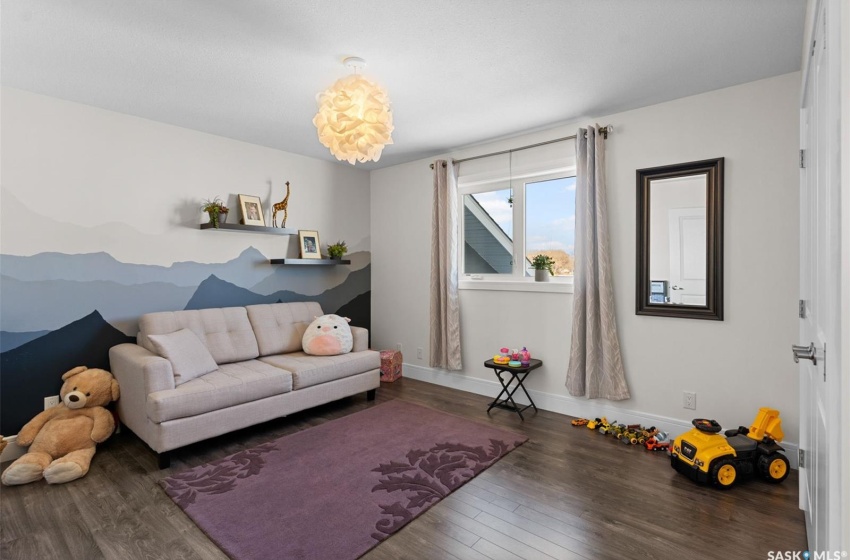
left=302, top=314, right=353, bottom=356
left=1, top=366, right=119, bottom=486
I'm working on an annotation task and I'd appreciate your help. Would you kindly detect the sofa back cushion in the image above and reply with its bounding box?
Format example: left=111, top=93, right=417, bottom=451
left=246, top=302, right=323, bottom=356
left=138, top=307, right=259, bottom=365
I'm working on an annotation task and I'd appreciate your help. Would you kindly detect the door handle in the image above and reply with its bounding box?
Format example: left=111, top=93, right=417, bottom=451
left=792, top=343, right=817, bottom=365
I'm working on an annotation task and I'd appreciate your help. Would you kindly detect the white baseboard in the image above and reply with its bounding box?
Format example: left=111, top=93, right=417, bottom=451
left=402, top=363, right=799, bottom=469
left=0, top=436, right=25, bottom=464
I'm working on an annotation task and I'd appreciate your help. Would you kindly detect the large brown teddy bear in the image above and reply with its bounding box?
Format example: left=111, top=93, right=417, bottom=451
left=1, top=366, right=119, bottom=486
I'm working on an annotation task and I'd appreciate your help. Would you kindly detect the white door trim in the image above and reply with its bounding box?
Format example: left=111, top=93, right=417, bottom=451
left=837, top=0, right=850, bottom=553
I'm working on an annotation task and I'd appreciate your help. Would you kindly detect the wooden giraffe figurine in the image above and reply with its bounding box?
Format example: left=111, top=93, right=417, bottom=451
left=272, top=181, right=291, bottom=228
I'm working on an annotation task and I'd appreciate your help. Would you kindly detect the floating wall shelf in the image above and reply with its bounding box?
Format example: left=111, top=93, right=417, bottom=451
left=269, top=258, right=351, bottom=266
left=199, top=223, right=296, bottom=235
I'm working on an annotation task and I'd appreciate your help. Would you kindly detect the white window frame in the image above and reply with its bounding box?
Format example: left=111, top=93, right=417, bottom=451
left=458, top=168, right=576, bottom=293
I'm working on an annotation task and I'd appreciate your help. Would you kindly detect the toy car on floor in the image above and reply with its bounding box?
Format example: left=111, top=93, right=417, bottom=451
left=637, top=427, right=658, bottom=445
left=597, top=418, right=614, bottom=435
left=618, top=424, right=646, bottom=445
left=670, top=408, right=790, bottom=489
left=644, top=434, right=670, bottom=452
left=620, top=428, right=640, bottom=445
left=571, top=418, right=589, bottom=427
left=607, top=423, right=626, bottom=438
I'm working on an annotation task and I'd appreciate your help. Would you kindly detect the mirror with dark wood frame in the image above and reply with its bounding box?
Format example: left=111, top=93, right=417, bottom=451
left=636, top=158, right=724, bottom=320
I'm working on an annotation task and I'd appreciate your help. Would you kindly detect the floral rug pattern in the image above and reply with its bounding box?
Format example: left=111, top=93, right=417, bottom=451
left=370, top=439, right=515, bottom=540
left=161, top=442, right=277, bottom=508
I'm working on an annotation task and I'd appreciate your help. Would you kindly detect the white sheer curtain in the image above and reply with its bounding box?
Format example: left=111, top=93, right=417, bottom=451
left=566, top=127, right=630, bottom=400
left=429, top=160, right=462, bottom=370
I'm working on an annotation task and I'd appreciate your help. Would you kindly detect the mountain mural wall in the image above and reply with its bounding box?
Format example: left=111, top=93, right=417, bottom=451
left=1, top=312, right=136, bottom=435
left=1, top=89, right=375, bottom=438
left=0, top=248, right=371, bottom=434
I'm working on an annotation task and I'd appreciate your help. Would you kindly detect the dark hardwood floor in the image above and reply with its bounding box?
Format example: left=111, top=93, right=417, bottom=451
left=1, top=377, right=807, bottom=559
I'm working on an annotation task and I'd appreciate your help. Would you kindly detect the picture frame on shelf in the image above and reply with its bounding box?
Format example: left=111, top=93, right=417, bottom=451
left=238, top=194, right=265, bottom=226
left=298, top=230, right=321, bottom=259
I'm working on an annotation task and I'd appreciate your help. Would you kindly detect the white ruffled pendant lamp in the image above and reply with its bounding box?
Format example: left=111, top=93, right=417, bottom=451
left=313, top=57, right=394, bottom=165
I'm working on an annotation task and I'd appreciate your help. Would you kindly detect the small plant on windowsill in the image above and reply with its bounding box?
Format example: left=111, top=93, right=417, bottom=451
left=530, top=254, right=555, bottom=282
left=201, top=197, right=229, bottom=228
left=327, top=240, right=348, bottom=260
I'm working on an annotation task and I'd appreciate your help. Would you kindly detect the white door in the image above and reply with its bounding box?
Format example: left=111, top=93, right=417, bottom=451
left=798, top=0, right=841, bottom=553
left=668, top=208, right=706, bottom=305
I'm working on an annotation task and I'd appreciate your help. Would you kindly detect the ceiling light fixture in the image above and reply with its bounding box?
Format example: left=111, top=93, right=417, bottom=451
left=312, top=57, right=394, bottom=165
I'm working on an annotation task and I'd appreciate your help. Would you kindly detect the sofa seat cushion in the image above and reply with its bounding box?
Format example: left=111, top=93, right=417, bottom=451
left=258, top=350, right=380, bottom=390
left=146, top=360, right=293, bottom=424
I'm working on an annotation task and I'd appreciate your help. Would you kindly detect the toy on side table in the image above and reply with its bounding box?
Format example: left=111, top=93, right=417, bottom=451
left=1, top=366, right=120, bottom=486
left=492, top=346, right=531, bottom=368
left=492, top=347, right=511, bottom=365
left=508, top=348, right=522, bottom=368
left=519, top=347, right=531, bottom=367
left=670, top=407, right=790, bottom=489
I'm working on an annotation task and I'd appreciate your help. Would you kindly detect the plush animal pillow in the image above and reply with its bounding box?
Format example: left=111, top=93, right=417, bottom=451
left=302, top=314, right=353, bottom=356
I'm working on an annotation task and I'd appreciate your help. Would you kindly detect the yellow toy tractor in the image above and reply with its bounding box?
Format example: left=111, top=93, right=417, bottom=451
left=670, top=408, right=790, bottom=489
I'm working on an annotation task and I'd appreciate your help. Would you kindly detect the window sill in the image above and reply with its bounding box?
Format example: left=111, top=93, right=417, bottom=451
left=459, top=279, right=574, bottom=294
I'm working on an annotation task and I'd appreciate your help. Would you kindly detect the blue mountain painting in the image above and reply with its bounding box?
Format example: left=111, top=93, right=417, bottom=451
left=185, top=265, right=371, bottom=324
left=0, top=247, right=275, bottom=287
left=0, top=330, right=51, bottom=353
left=0, top=311, right=135, bottom=434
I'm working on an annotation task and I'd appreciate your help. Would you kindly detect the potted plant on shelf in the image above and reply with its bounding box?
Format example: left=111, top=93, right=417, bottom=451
left=530, top=254, right=555, bottom=282
left=201, top=197, right=229, bottom=228
left=327, top=240, right=348, bottom=260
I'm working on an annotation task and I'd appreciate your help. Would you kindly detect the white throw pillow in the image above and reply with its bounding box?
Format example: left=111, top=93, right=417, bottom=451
left=302, top=315, right=353, bottom=356
left=148, top=328, right=219, bottom=385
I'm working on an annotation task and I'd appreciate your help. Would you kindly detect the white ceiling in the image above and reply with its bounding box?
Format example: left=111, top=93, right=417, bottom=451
left=1, top=1, right=805, bottom=170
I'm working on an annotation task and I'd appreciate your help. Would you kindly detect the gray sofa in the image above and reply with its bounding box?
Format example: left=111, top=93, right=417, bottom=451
left=109, top=302, right=380, bottom=467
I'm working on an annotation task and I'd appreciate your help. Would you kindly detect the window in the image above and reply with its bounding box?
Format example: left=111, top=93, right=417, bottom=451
left=457, top=142, right=576, bottom=288
left=462, top=188, right=513, bottom=275
left=525, top=176, right=576, bottom=277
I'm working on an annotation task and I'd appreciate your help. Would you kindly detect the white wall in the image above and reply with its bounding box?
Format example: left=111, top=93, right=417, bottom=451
left=0, top=87, right=371, bottom=265
left=371, top=72, right=801, bottom=445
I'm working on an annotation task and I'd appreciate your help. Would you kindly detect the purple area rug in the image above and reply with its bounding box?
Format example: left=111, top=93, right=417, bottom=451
left=160, top=400, right=527, bottom=560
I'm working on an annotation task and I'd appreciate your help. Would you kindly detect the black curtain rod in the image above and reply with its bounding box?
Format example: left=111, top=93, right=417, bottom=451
left=429, top=125, right=612, bottom=170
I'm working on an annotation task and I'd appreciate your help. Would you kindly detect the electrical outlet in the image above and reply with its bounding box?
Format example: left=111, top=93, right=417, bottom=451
left=396, top=343, right=402, bottom=352
left=44, top=395, right=60, bottom=410
left=417, top=347, right=423, bottom=360
left=683, top=391, right=696, bottom=410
